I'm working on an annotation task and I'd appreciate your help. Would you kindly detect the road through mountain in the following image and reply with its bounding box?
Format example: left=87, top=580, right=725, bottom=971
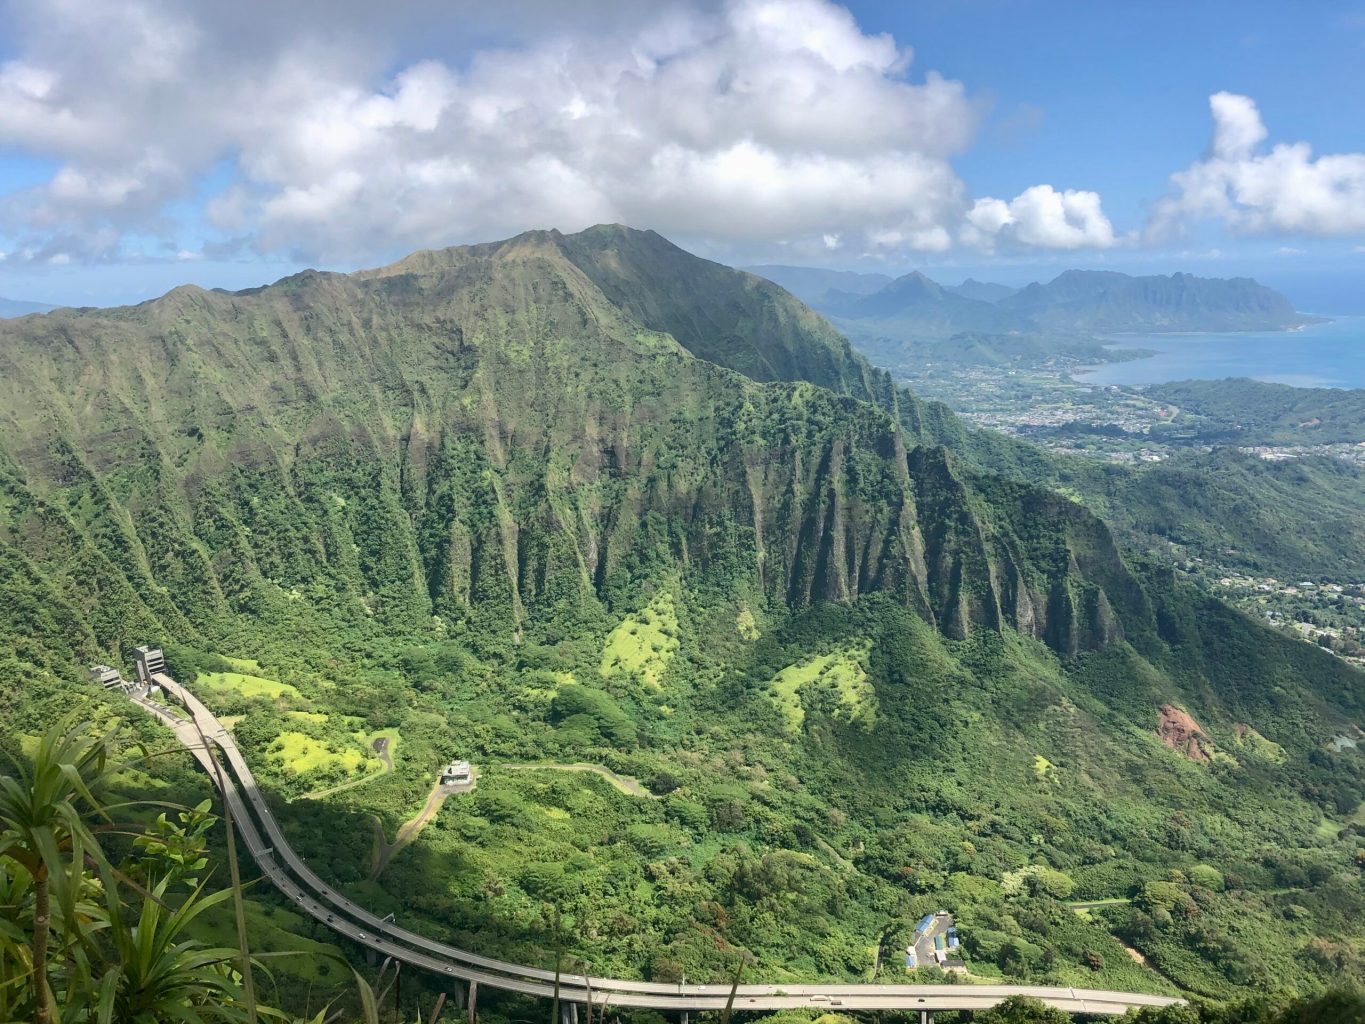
left=128, top=672, right=1183, bottom=1017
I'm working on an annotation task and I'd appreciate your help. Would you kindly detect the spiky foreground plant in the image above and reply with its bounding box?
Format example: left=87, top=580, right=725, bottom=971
left=1, top=718, right=378, bottom=1023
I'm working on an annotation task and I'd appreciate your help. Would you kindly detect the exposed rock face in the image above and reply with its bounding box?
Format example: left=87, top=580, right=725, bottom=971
left=1158, top=704, right=1212, bottom=762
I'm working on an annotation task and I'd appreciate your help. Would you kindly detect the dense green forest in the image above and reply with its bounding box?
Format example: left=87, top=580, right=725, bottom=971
left=3, top=720, right=1358, bottom=1022
left=1049, top=450, right=1365, bottom=578
left=1, top=226, right=1361, bottom=1018
left=1143, top=378, right=1365, bottom=446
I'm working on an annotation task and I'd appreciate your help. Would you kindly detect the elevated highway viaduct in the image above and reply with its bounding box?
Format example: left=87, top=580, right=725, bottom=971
left=125, top=668, right=1183, bottom=1020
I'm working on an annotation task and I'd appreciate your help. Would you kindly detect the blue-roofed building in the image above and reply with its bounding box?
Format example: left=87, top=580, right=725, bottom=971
left=905, top=911, right=966, bottom=974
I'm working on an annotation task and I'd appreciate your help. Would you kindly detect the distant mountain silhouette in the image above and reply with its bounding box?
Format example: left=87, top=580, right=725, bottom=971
left=742, top=265, right=891, bottom=305
left=0, top=296, right=56, bottom=318
left=820, top=270, right=1023, bottom=336
left=747, top=265, right=1315, bottom=337
left=998, top=269, right=1315, bottom=332
left=945, top=278, right=1018, bottom=303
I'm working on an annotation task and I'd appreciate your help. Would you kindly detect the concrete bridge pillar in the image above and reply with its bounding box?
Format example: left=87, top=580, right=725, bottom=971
left=447, top=980, right=466, bottom=1010
left=680, top=1011, right=688, bottom=1024
left=919, top=1011, right=934, bottom=1024
left=467, top=981, right=477, bottom=1024
left=559, top=1001, right=579, bottom=1024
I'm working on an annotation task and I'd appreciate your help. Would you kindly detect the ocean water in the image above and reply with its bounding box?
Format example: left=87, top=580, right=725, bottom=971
left=1074, top=315, right=1365, bottom=389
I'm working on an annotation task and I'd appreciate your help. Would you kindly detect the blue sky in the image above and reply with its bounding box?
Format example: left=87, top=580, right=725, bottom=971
left=856, top=2, right=1365, bottom=227
left=0, top=0, right=1362, bottom=309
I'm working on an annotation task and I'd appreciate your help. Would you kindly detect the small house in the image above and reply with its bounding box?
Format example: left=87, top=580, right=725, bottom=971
left=441, top=760, right=472, bottom=786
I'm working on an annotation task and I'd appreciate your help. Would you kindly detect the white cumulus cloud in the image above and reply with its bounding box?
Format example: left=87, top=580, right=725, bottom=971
left=0, top=0, right=1127, bottom=266
left=1150, top=91, right=1365, bottom=239
left=0, top=0, right=1015, bottom=264
left=962, top=185, right=1117, bottom=251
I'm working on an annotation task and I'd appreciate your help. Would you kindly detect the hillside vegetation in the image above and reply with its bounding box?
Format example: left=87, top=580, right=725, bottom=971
left=1145, top=378, right=1365, bottom=446
left=0, top=226, right=1361, bottom=1009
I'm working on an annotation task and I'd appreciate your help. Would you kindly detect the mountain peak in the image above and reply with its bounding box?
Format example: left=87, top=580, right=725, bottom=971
left=946, top=277, right=1019, bottom=304
left=814, top=268, right=1023, bottom=334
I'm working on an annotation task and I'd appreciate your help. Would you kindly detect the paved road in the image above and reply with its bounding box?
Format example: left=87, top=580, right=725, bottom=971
left=129, top=675, right=1182, bottom=1016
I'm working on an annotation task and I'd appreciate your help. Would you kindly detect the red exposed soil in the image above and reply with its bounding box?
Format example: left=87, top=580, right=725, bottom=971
left=1157, top=704, right=1211, bottom=762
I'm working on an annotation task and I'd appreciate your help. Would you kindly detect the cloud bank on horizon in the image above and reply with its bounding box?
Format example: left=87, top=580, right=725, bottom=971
left=0, top=0, right=1362, bottom=269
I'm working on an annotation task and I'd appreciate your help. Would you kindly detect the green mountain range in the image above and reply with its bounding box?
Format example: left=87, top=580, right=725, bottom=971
left=1143, top=377, right=1365, bottom=446
left=1, top=226, right=1361, bottom=1003
left=0, top=225, right=1149, bottom=663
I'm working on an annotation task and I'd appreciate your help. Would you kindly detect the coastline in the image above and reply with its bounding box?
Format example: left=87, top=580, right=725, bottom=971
left=1072, top=315, right=1365, bottom=390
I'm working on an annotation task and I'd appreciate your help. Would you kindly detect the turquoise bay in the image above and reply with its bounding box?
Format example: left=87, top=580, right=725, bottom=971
left=1075, top=315, right=1365, bottom=389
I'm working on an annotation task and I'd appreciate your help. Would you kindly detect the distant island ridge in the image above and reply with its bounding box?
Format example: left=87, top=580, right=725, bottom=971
left=745, top=263, right=1361, bottom=388
left=746, top=264, right=1323, bottom=336
left=0, top=295, right=56, bottom=318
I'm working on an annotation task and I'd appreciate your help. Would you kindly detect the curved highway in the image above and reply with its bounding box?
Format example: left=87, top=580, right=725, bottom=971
left=129, top=673, right=1182, bottom=1016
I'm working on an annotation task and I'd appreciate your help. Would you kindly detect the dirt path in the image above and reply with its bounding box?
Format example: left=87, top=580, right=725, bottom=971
left=1066, top=898, right=1132, bottom=911
left=369, top=768, right=478, bottom=880
left=816, top=837, right=854, bottom=872
left=301, top=735, right=394, bottom=802
left=501, top=762, right=651, bottom=797
left=373, top=735, right=394, bottom=770
left=1120, top=941, right=1151, bottom=967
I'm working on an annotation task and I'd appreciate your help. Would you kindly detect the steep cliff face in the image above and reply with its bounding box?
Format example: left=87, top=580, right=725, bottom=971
left=0, top=226, right=1142, bottom=665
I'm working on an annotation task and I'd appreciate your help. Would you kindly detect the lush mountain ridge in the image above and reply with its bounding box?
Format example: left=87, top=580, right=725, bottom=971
left=1, top=226, right=1361, bottom=1004
left=0, top=226, right=1137, bottom=666
left=1144, top=377, right=1365, bottom=446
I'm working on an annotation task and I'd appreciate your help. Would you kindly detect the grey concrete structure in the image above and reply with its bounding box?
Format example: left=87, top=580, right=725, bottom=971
left=132, top=645, right=166, bottom=685
left=88, top=664, right=125, bottom=689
